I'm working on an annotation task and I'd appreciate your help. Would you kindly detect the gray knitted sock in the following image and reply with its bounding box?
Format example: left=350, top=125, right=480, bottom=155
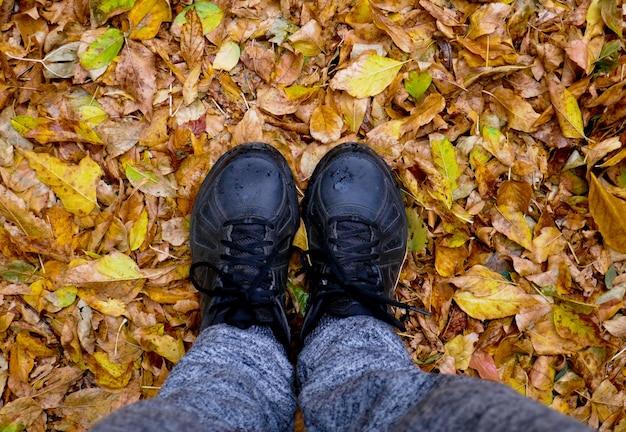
left=297, top=315, right=436, bottom=432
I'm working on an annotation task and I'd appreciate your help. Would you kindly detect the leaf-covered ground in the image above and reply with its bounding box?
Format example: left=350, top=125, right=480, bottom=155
left=1, top=0, right=626, bottom=429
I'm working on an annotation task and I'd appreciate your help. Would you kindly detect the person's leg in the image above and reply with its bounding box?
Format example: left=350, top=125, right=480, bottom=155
left=297, top=143, right=591, bottom=432
left=92, top=325, right=295, bottom=432
left=297, top=315, right=437, bottom=431
left=92, top=143, right=300, bottom=431
left=298, top=315, right=591, bottom=432
left=392, top=373, right=592, bottom=432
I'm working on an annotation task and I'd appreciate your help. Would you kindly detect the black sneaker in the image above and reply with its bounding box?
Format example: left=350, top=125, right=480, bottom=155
left=301, top=143, right=411, bottom=339
left=189, top=143, right=299, bottom=348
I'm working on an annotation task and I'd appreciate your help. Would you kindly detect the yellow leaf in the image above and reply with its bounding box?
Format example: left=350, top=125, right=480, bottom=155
left=22, top=151, right=102, bottom=217
left=213, top=41, right=240, bottom=72
left=128, top=0, right=172, bottom=40
left=444, top=333, right=478, bottom=371
left=430, top=133, right=461, bottom=208
left=92, top=352, right=130, bottom=378
left=588, top=173, right=626, bottom=253
left=95, top=251, right=143, bottom=280
left=451, top=265, right=539, bottom=319
left=133, top=324, right=185, bottom=363
left=547, top=75, right=585, bottom=139
left=88, top=352, right=133, bottom=389
left=553, top=304, right=605, bottom=348
left=339, top=92, right=368, bottom=133
left=65, top=251, right=144, bottom=286
left=435, top=244, right=466, bottom=277
left=310, top=105, right=343, bottom=144
left=330, top=52, right=402, bottom=98
left=491, top=204, right=533, bottom=250
left=129, top=209, right=148, bottom=251
left=530, top=226, right=567, bottom=263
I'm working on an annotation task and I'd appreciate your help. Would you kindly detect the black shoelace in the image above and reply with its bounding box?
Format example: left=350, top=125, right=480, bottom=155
left=302, top=215, right=427, bottom=329
left=190, top=217, right=282, bottom=314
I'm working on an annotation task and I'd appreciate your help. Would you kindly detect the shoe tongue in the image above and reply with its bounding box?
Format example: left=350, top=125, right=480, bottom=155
left=335, top=220, right=373, bottom=277
left=230, top=222, right=267, bottom=283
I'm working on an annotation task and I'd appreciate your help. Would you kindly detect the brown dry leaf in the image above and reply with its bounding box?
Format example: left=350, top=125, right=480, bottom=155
left=288, top=19, right=324, bottom=57
left=180, top=8, right=205, bottom=70
left=0, top=397, right=43, bottom=430
left=241, top=42, right=275, bottom=83
left=491, top=88, right=540, bottom=133
left=466, top=4, right=511, bottom=40
left=232, top=108, right=264, bottom=145
left=491, top=205, right=534, bottom=251
left=531, top=227, right=567, bottom=264
left=274, top=50, right=304, bottom=86
left=496, top=180, right=532, bottom=213
left=116, top=40, right=157, bottom=119
left=530, top=312, right=587, bottom=355
left=310, top=105, right=343, bottom=144
left=370, top=3, right=414, bottom=53
left=0, top=183, right=51, bottom=237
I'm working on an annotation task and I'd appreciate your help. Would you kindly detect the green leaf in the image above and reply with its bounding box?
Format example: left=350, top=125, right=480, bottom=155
left=0, top=260, right=39, bottom=283
left=287, top=281, right=308, bottom=315
left=79, top=28, right=124, bottom=70
left=1, top=423, right=25, bottom=432
left=330, top=52, right=403, bottom=98
left=406, top=207, right=428, bottom=252
left=404, top=70, right=431, bottom=100
left=174, top=2, right=223, bottom=35
left=45, top=286, right=78, bottom=308
left=593, top=40, right=622, bottom=75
